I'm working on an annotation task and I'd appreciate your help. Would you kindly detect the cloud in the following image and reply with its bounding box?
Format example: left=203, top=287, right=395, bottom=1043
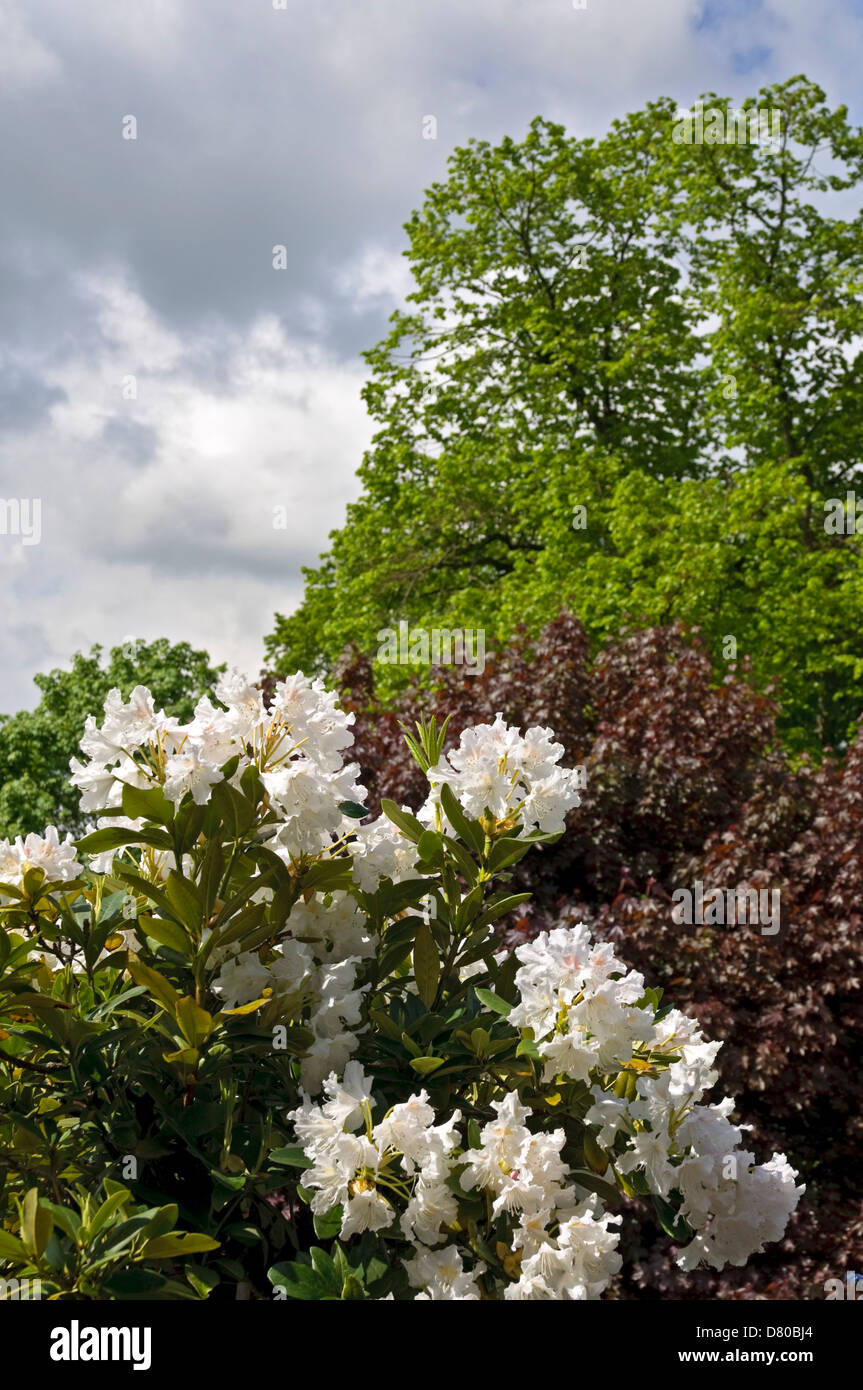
left=0, top=277, right=373, bottom=711
left=0, top=0, right=61, bottom=90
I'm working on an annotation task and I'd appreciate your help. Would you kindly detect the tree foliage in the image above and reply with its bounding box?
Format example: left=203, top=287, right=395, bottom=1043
left=266, top=76, right=863, bottom=751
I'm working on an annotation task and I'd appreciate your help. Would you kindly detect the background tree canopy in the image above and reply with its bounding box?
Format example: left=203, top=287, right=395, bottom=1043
left=0, top=639, right=222, bottom=839
left=265, top=76, right=863, bottom=753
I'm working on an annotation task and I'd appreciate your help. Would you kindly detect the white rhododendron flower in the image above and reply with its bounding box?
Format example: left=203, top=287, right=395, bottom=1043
left=163, top=747, right=225, bottom=807
left=505, top=1197, right=622, bottom=1300
left=68, top=668, right=369, bottom=868
left=0, top=826, right=81, bottom=897
left=423, top=713, right=584, bottom=831
left=349, top=811, right=419, bottom=894
left=509, top=924, right=652, bottom=1078
left=405, top=1245, right=484, bottom=1300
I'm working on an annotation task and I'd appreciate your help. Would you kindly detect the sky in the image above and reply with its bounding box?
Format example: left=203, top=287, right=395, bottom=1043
left=1, top=0, right=862, bottom=712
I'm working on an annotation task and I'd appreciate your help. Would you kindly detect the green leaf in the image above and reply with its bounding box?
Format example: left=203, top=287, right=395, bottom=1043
left=126, top=956, right=181, bottom=1017
left=369, top=1008, right=403, bottom=1042
left=175, top=801, right=208, bottom=854
left=162, top=1046, right=199, bottom=1066
left=200, top=902, right=267, bottom=967
left=369, top=878, right=429, bottom=918
left=312, top=1206, right=343, bottom=1240
left=20, top=1188, right=53, bottom=1259
left=309, top=1246, right=342, bottom=1295
left=223, top=1223, right=264, bottom=1247
left=268, top=1260, right=328, bottom=1300
left=140, top=1232, right=220, bottom=1259
left=409, top=1055, right=446, bottom=1076
left=103, top=1268, right=166, bottom=1296
left=138, top=913, right=193, bottom=958
left=439, top=783, right=485, bottom=853
left=165, top=870, right=204, bottom=931
left=85, top=1189, right=131, bottom=1240
left=454, top=883, right=483, bottom=932
left=486, top=836, right=534, bottom=872
left=210, top=1170, right=246, bottom=1193
left=635, top=985, right=664, bottom=1013
left=474, top=987, right=513, bottom=1017
left=441, top=835, right=480, bottom=887
left=184, top=1265, right=220, bottom=1298
left=76, top=826, right=173, bottom=854
left=210, top=780, right=254, bottom=838
left=338, top=800, right=369, bottom=820
left=121, top=782, right=174, bottom=827
left=380, top=799, right=425, bottom=844
left=21, top=866, right=45, bottom=899
left=474, top=892, right=531, bottom=930
left=416, top=830, right=444, bottom=867
left=0, top=1229, right=29, bottom=1262
left=140, top=1206, right=180, bottom=1242
left=300, top=858, right=354, bottom=893
left=175, top=996, right=215, bottom=1048
left=42, top=1203, right=82, bottom=1241
left=269, top=1146, right=312, bottom=1170
left=412, top=921, right=439, bottom=1007
left=116, top=869, right=182, bottom=925
left=652, top=1194, right=694, bottom=1242
left=199, top=838, right=225, bottom=917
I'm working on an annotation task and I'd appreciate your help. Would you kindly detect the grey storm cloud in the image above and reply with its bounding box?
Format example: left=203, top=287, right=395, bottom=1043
left=0, top=360, right=66, bottom=434
left=0, top=0, right=458, bottom=343
left=98, top=416, right=160, bottom=467
left=1, top=0, right=862, bottom=712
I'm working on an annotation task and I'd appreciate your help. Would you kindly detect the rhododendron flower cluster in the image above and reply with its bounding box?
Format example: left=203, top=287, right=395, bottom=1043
left=212, top=891, right=375, bottom=1090
left=0, top=671, right=802, bottom=1302
left=425, top=714, right=585, bottom=833
left=287, top=922, right=802, bottom=1297
left=71, top=670, right=366, bottom=859
left=290, top=1068, right=623, bottom=1300
left=0, top=825, right=81, bottom=897
left=508, top=926, right=803, bottom=1273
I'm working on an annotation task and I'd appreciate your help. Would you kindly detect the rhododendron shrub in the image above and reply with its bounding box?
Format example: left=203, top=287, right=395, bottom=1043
left=0, top=673, right=800, bottom=1300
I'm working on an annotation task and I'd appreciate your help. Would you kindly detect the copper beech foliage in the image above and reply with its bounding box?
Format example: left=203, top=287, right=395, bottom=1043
left=265, top=615, right=863, bottom=1299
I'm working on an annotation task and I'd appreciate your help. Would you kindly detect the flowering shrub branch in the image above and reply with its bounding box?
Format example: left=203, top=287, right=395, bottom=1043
left=0, top=672, right=801, bottom=1299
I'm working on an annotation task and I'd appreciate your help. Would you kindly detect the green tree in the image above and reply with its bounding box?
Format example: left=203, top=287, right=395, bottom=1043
left=265, top=77, right=863, bottom=751
left=0, top=639, right=223, bottom=838
left=667, top=77, right=863, bottom=492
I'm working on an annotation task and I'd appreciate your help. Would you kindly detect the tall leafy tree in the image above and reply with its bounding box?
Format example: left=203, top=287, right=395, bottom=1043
left=266, top=77, right=863, bottom=750
left=667, top=76, right=863, bottom=493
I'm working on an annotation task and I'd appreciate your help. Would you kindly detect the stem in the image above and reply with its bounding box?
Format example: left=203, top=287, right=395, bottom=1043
left=0, top=1047, right=65, bottom=1075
